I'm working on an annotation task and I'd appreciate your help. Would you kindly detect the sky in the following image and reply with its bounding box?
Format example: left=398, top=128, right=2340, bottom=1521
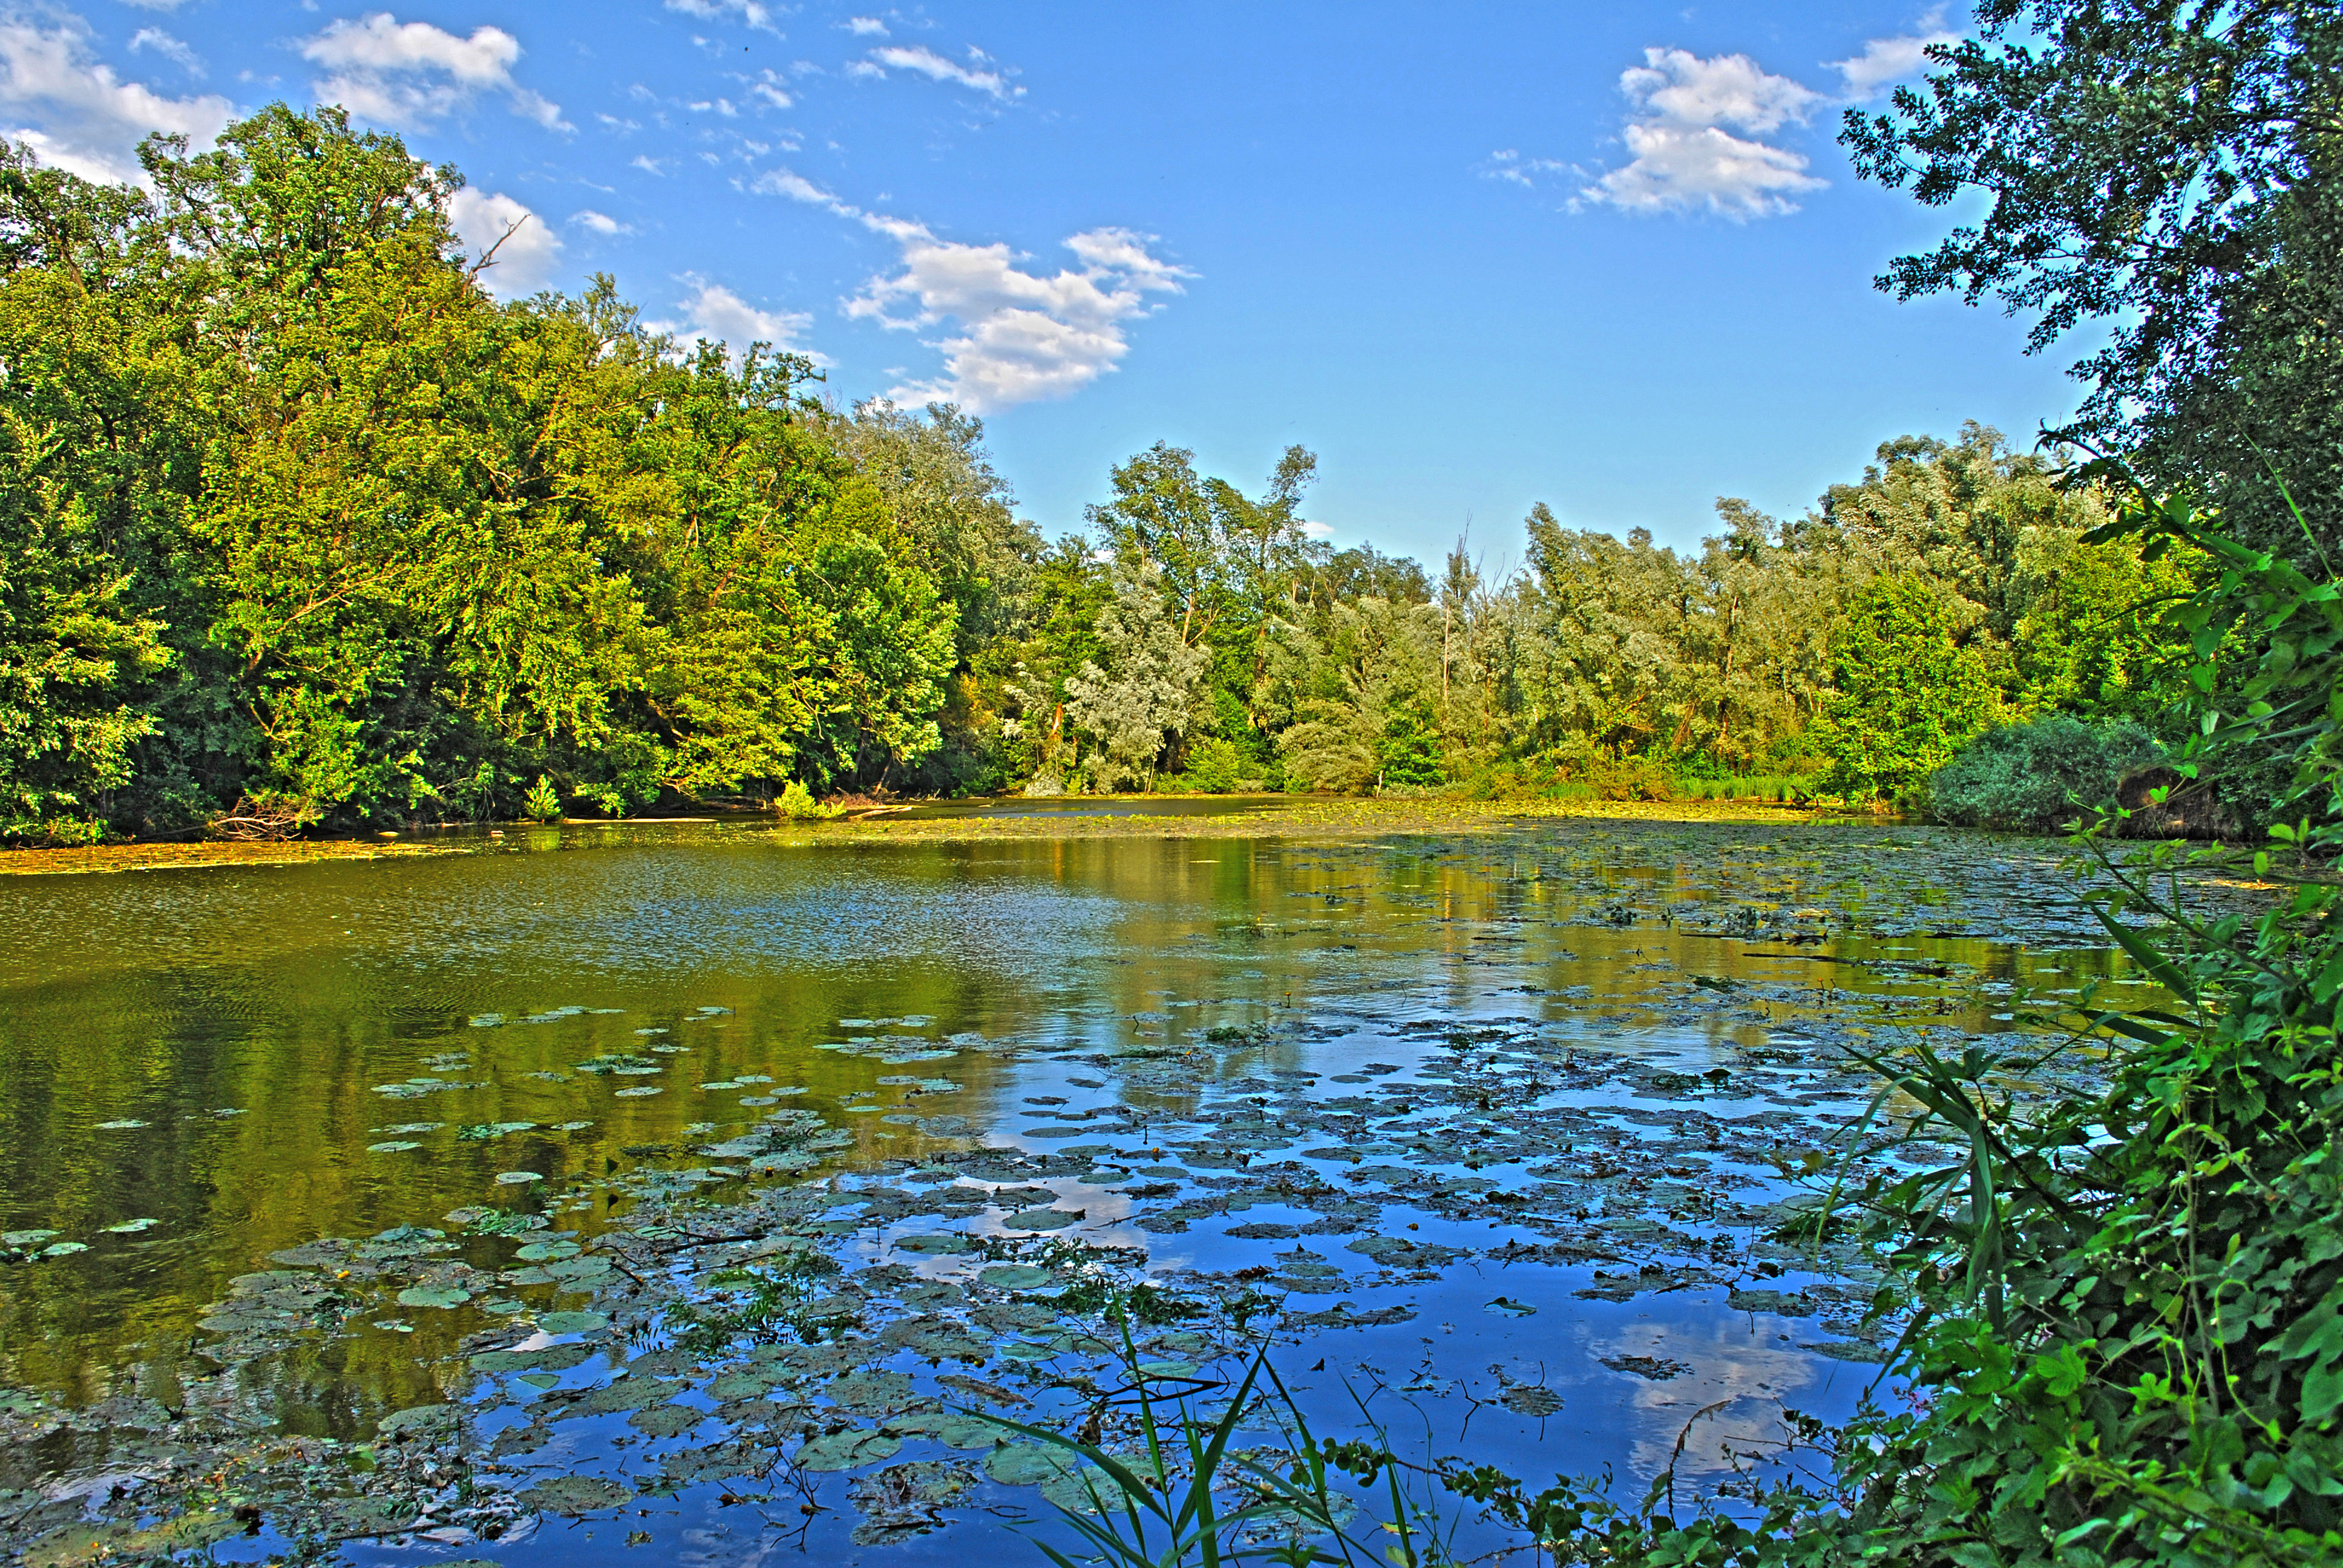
left=0, top=0, right=2088, bottom=569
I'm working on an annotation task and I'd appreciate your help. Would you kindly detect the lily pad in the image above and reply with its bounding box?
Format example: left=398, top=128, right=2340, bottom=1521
left=494, top=1171, right=544, bottom=1185
left=397, top=1284, right=472, bottom=1309
left=93, top=1119, right=147, bottom=1130
left=519, top=1475, right=631, bottom=1513
left=797, top=1427, right=903, bottom=1471
left=539, top=1309, right=608, bottom=1334
left=978, top=1264, right=1052, bottom=1290
left=368, top=1140, right=422, bottom=1154
left=614, top=1086, right=663, bottom=1098
left=893, top=1232, right=973, bottom=1255
left=1001, top=1207, right=1080, bottom=1231
left=1484, top=1296, right=1538, bottom=1316
left=101, top=1218, right=158, bottom=1233
left=983, top=1442, right=1078, bottom=1486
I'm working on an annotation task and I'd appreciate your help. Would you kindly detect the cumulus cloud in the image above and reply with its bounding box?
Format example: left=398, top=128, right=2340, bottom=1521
left=752, top=167, right=1185, bottom=410
left=302, top=13, right=568, bottom=132
left=1579, top=47, right=1827, bottom=219
left=1831, top=15, right=1961, bottom=100
left=126, top=27, right=201, bottom=76
left=846, top=16, right=887, bottom=36
left=447, top=188, right=562, bottom=296
left=0, top=13, right=232, bottom=184
left=664, top=0, right=781, bottom=34
left=647, top=277, right=820, bottom=365
left=570, top=208, right=629, bottom=235
left=853, top=44, right=1018, bottom=100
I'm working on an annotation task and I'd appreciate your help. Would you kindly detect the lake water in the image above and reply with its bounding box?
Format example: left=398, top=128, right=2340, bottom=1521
left=0, top=816, right=2184, bottom=1564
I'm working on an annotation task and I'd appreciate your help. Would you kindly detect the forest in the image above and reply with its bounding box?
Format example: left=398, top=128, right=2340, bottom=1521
left=0, top=103, right=2211, bottom=844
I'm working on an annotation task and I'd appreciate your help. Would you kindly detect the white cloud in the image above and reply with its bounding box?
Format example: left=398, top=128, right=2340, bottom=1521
left=856, top=44, right=1018, bottom=100
left=752, top=167, right=1187, bottom=410
left=1300, top=519, right=1334, bottom=541
left=447, top=188, right=562, bottom=296
left=302, top=13, right=568, bottom=132
left=646, top=277, right=819, bottom=365
left=126, top=27, right=201, bottom=77
left=1830, top=16, right=1960, bottom=100
left=631, top=153, right=667, bottom=174
left=846, top=16, right=887, bottom=36
left=570, top=207, right=629, bottom=235
left=1478, top=147, right=1571, bottom=189
left=0, top=13, right=232, bottom=185
left=1579, top=48, right=1827, bottom=220
left=664, top=0, right=781, bottom=35
left=749, top=68, right=791, bottom=109
left=114, top=0, right=189, bottom=10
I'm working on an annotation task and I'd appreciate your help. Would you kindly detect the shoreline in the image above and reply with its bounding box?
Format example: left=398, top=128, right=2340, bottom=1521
left=0, top=795, right=1837, bottom=877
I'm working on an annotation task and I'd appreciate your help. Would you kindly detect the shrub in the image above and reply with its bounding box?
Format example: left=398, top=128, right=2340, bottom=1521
left=1928, top=714, right=2161, bottom=831
left=1162, top=736, right=1250, bottom=794
left=778, top=780, right=841, bottom=820
left=522, top=775, right=562, bottom=823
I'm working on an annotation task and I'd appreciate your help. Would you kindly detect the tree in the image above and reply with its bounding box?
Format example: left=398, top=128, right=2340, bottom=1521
left=1842, top=1, right=2343, bottom=556
left=1820, top=574, right=2001, bottom=799
left=1061, top=561, right=1206, bottom=789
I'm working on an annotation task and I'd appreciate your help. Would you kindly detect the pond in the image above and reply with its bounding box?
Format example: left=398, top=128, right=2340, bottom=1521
left=0, top=815, right=2219, bottom=1565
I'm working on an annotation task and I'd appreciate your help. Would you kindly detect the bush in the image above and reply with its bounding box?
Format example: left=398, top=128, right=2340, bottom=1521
left=778, top=780, right=841, bottom=820
left=1161, top=736, right=1251, bottom=794
left=1928, top=714, right=2161, bottom=831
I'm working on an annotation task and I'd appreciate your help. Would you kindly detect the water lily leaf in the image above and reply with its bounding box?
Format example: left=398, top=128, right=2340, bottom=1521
left=36, top=1241, right=86, bottom=1258
left=519, top=1474, right=631, bottom=1513
left=93, top=1119, right=146, bottom=1130
left=494, top=1171, right=544, bottom=1185
left=978, top=1264, right=1052, bottom=1290
left=614, top=1086, right=662, bottom=1098
left=368, top=1140, right=422, bottom=1154
left=101, top=1218, right=157, bottom=1233
left=1484, top=1296, right=1537, bottom=1316
left=893, top=1232, right=972, bottom=1255
left=397, top=1284, right=471, bottom=1309
left=469, top=1014, right=504, bottom=1028
left=935, top=1415, right=1000, bottom=1449
left=983, top=1442, right=1075, bottom=1486
left=631, top=1402, right=706, bottom=1438
left=1001, top=1207, right=1080, bottom=1231
left=797, top=1427, right=902, bottom=1471
left=514, top=1239, right=581, bottom=1262
left=539, top=1310, right=608, bottom=1334
left=518, top=1372, right=562, bottom=1390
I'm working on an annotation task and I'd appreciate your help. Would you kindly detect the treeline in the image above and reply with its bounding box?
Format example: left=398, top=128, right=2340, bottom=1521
left=0, top=105, right=2186, bottom=842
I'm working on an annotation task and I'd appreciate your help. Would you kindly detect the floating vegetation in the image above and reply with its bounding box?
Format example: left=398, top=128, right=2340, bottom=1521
left=0, top=815, right=2267, bottom=1566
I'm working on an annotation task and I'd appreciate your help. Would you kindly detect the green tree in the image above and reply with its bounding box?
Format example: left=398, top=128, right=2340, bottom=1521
left=1842, top=0, right=2343, bottom=558
left=1820, top=574, right=2000, bottom=799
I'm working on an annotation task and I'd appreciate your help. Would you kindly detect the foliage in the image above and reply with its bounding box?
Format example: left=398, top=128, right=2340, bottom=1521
left=1818, top=573, right=2001, bottom=801
left=0, top=106, right=2209, bottom=840
left=1841, top=0, right=2343, bottom=561
left=1928, top=715, right=2163, bottom=831
left=520, top=776, right=560, bottom=824
left=778, top=779, right=842, bottom=821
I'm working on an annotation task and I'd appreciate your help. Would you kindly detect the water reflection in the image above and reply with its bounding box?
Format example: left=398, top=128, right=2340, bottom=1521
left=0, top=817, right=2206, bottom=1559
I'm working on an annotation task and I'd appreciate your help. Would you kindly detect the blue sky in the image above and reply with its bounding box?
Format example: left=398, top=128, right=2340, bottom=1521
left=0, top=1, right=2083, bottom=567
